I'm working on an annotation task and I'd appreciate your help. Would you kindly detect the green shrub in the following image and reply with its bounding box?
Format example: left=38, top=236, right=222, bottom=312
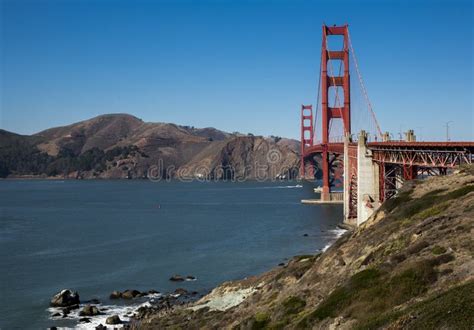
left=252, top=312, right=270, bottom=330
left=444, top=185, right=474, bottom=199
left=431, top=245, right=447, bottom=255
left=282, top=296, right=306, bottom=316
left=382, top=189, right=413, bottom=212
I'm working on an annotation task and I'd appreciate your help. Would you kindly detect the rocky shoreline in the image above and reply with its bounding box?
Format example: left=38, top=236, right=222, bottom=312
left=44, top=228, right=347, bottom=330
left=47, top=277, right=202, bottom=329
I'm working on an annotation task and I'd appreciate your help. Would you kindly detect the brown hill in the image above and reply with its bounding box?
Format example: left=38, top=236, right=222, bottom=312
left=0, top=114, right=301, bottom=180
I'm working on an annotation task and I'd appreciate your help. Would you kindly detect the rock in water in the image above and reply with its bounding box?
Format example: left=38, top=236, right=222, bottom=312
left=79, top=304, right=100, bottom=316
left=169, top=275, right=184, bottom=282
left=109, top=290, right=122, bottom=299
left=50, top=289, right=80, bottom=307
left=174, top=288, right=188, bottom=295
left=122, top=289, right=141, bottom=299
left=106, top=315, right=121, bottom=325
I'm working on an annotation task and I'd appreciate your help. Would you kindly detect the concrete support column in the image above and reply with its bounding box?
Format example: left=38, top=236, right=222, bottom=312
left=357, top=131, right=380, bottom=226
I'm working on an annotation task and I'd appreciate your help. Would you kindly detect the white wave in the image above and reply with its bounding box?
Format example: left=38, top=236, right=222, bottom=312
left=322, top=243, right=332, bottom=252
left=257, top=184, right=303, bottom=189
left=328, top=228, right=347, bottom=237
left=280, top=184, right=303, bottom=189
left=321, top=228, right=347, bottom=252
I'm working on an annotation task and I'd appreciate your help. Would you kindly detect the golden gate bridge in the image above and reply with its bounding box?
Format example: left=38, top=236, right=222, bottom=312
left=300, top=24, right=474, bottom=226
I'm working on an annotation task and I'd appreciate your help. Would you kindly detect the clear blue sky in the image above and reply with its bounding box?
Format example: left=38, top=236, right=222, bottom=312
left=1, top=0, right=473, bottom=141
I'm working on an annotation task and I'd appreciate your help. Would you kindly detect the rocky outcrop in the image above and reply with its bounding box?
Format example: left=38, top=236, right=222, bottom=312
left=169, top=275, right=184, bottom=282
left=109, top=290, right=122, bottom=299
left=121, top=289, right=142, bottom=299
left=106, top=315, right=121, bottom=325
left=50, top=289, right=80, bottom=307
left=79, top=305, right=101, bottom=316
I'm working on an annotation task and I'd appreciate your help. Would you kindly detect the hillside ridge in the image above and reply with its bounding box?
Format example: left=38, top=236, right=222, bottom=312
left=0, top=114, right=301, bottom=180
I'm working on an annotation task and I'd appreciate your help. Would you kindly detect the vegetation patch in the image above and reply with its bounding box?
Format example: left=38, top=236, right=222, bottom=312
left=381, top=189, right=413, bottom=213
left=383, top=236, right=410, bottom=256
left=384, top=185, right=473, bottom=226
left=444, top=184, right=474, bottom=199
left=297, top=260, right=438, bottom=329
left=360, top=281, right=474, bottom=330
left=431, top=245, right=447, bottom=255
left=251, top=312, right=270, bottom=330
left=281, top=296, right=306, bottom=316
left=402, top=281, right=474, bottom=329
left=411, top=202, right=450, bottom=222
left=266, top=320, right=288, bottom=330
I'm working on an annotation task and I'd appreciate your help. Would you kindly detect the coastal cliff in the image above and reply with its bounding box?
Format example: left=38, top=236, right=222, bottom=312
left=136, top=166, right=474, bottom=329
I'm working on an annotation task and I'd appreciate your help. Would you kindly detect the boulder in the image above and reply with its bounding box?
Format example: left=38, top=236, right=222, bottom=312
left=95, top=324, right=107, bottom=330
left=79, top=317, right=91, bottom=323
left=186, top=275, right=196, bottom=281
left=109, top=291, right=122, bottom=299
left=148, top=289, right=159, bottom=294
left=122, top=289, right=141, bottom=299
left=106, top=315, right=121, bottom=325
left=50, top=289, right=80, bottom=307
left=174, top=288, right=188, bottom=295
left=79, top=305, right=101, bottom=316
left=169, top=275, right=184, bottom=282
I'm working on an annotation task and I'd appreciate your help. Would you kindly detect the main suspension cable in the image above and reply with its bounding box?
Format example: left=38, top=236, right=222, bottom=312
left=347, top=27, right=383, bottom=138
left=313, top=44, right=322, bottom=143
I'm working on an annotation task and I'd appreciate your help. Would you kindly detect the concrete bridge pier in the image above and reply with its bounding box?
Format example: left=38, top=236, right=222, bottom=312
left=343, top=131, right=382, bottom=226
left=356, top=131, right=381, bottom=225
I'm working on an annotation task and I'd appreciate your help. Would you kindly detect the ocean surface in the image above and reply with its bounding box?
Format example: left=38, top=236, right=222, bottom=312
left=0, top=180, right=343, bottom=329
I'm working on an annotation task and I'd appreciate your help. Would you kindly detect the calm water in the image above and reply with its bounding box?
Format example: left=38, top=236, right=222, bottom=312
left=0, top=180, right=342, bottom=329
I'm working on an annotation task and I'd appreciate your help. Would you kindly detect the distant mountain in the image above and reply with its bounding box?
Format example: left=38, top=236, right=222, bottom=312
left=0, top=114, right=301, bottom=180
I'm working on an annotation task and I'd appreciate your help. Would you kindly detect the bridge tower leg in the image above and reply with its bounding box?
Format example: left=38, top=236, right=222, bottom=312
left=300, top=104, right=314, bottom=179
left=321, top=24, right=351, bottom=200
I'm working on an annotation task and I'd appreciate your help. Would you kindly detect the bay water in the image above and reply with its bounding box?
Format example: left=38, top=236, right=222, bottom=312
left=0, top=180, right=343, bottom=328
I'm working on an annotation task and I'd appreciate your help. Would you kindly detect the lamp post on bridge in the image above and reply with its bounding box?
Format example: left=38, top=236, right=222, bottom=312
left=444, top=121, right=453, bottom=142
